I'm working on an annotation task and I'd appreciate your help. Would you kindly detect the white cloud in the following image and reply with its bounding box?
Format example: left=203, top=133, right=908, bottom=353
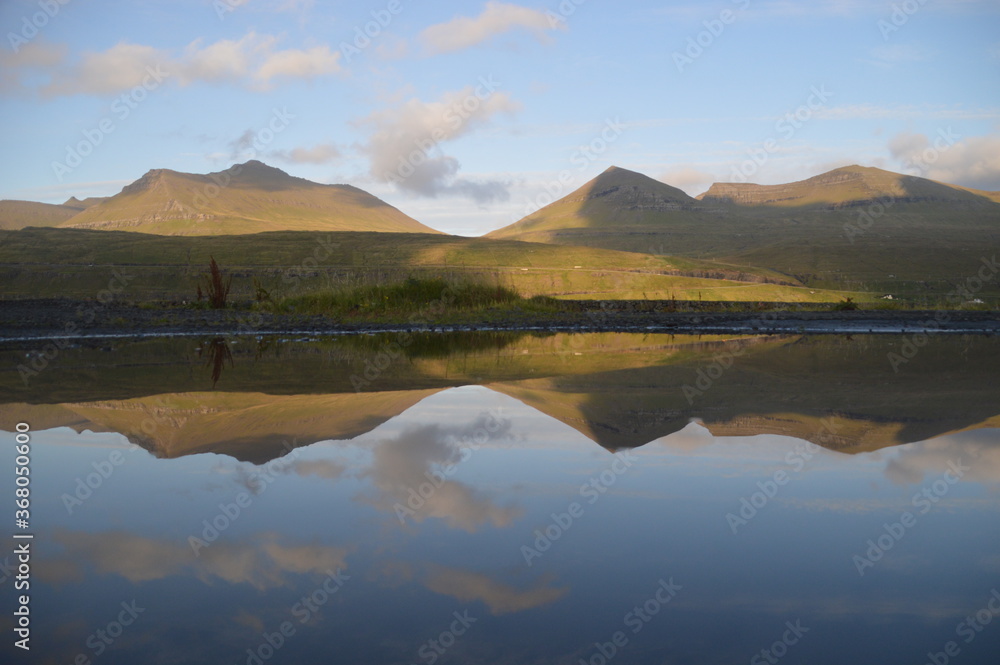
left=41, top=42, right=165, bottom=96
left=0, top=41, right=66, bottom=94
left=7, top=32, right=341, bottom=98
left=420, top=2, right=563, bottom=55
left=273, top=0, right=316, bottom=12
left=253, top=44, right=341, bottom=87
left=888, top=132, right=1000, bottom=190
left=884, top=430, right=1000, bottom=486
left=358, top=415, right=521, bottom=532
left=375, top=34, right=410, bottom=61
left=289, top=458, right=347, bottom=478
left=45, top=530, right=348, bottom=590
left=358, top=84, right=520, bottom=203
left=180, top=33, right=265, bottom=84
left=424, top=566, right=568, bottom=615
left=269, top=143, right=342, bottom=164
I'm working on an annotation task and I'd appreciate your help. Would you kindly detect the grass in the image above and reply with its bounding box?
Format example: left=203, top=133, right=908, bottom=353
left=277, top=276, right=526, bottom=319
left=0, top=228, right=805, bottom=303
left=1, top=227, right=997, bottom=308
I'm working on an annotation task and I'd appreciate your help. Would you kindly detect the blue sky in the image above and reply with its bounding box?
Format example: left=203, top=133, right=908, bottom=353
left=1, top=0, right=998, bottom=235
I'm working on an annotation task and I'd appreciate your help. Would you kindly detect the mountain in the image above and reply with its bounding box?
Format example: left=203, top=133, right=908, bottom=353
left=489, top=165, right=1000, bottom=296
left=488, top=165, right=715, bottom=245
left=58, top=160, right=440, bottom=235
left=63, top=196, right=109, bottom=209
left=0, top=200, right=83, bottom=230
left=2, top=390, right=440, bottom=463
left=698, top=165, right=998, bottom=209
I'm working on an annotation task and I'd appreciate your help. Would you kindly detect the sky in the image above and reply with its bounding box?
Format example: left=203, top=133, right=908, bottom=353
left=0, top=0, right=998, bottom=236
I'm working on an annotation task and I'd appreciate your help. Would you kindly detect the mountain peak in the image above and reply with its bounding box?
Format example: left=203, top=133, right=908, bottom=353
left=578, top=165, right=698, bottom=207
left=232, top=160, right=290, bottom=177
left=120, top=168, right=171, bottom=195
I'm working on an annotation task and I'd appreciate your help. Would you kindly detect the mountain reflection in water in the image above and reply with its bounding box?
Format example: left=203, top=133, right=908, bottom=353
left=0, top=332, right=997, bottom=664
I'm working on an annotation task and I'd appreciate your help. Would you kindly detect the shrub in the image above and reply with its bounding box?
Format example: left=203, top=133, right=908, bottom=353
left=833, top=297, right=858, bottom=311
left=200, top=256, right=232, bottom=309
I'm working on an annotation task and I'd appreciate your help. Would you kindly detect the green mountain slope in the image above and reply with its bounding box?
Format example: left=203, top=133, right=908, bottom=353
left=59, top=160, right=441, bottom=235
left=0, top=200, right=84, bottom=230
left=489, top=165, right=1000, bottom=296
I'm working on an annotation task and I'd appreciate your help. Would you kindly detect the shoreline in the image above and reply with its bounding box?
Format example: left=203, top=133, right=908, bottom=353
left=1, top=299, right=998, bottom=343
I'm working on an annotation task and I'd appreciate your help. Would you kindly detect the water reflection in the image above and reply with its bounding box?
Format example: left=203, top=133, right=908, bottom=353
left=2, top=333, right=998, bottom=459
left=199, top=337, right=234, bottom=388
left=0, top=333, right=997, bottom=664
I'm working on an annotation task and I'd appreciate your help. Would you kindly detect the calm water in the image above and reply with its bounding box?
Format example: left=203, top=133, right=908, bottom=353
left=1, top=333, right=998, bottom=664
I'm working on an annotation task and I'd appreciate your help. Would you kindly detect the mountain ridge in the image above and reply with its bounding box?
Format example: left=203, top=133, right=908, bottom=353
left=488, top=164, right=1000, bottom=294
left=698, top=164, right=999, bottom=209
left=56, top=160, right=441, bottom=236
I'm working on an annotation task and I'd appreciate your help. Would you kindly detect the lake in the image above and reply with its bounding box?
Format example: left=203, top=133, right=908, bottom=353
left=1, top=332, right=998, bottom=664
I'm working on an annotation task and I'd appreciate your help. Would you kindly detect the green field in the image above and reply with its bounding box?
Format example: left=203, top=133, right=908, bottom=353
left=0, top=227, right=870, bottom=304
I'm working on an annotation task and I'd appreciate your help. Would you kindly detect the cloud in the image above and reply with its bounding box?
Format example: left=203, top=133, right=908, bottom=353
left=41, top=42, right=166, bottom=96
left=289, top=458, right=347, bottom=478
left=180, top=33, right=262, bottom=84
left=420, top=2, right=564, bottom=54
left=888, top=132, right=1000, bottom=190
left=884, top=430, right=1000, bottom=486
left=253, top=44, right=341, bottom=86
left=358, top=414, right=521, bottom=532
left=44, top=530, right=348, bottom=590
left=228, top=128, right=259, bottom=160
left=269, top=143, right=342, bottom=164
left=423, top=566, right=568, bottom=615
left=0, top=41, right=67, bottom=94
left=6, top=32, right=341, bottom=98
left=375, top=35, right=410, bottom=61
left=358, top=85, right=519, bottom=203
left=273, top=0, right=316, bottom=12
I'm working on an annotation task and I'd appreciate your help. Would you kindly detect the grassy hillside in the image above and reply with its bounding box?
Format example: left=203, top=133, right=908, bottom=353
left=0, top=227, right=869, bottom=302
left=489, top=165, right=1000, bottom=300
left=0, top=200, right=83, bottom=230
left=59, top=160, right=441, bottom=235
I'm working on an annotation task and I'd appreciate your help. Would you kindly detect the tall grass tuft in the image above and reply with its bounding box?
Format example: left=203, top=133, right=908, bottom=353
left=201, top=256, right=233, bottom=309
